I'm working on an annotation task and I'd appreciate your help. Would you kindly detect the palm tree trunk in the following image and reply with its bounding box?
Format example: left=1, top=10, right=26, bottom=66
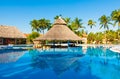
left=105, top=33, right=107, bottom=44
left=118, top=26, right=120, bottom=44
left=105, top=31, right=107, bottom=44
left=43, top=30, right=44, bottom=35
left=118, top=22, right=120, bottom=44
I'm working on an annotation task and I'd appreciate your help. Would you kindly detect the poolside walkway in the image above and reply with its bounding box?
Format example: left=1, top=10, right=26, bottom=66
left=110, top=46, right=120, bottom=53
left=76, top=44, right=120, bottom=53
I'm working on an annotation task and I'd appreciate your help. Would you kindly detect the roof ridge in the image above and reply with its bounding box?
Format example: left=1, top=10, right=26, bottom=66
left=54, top=17, right=67, bottom=25
left=0, top=25, right=16, bottom=28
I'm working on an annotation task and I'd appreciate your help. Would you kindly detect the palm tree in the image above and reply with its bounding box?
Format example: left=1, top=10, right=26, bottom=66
left=111, top=9, right=120, bottom=43
left=63, top=17, right=71, bottom=30
left=27, top=32, right=40, bottom=44
left=76, top=29, right=86, bottom=37
left=30, top=19, right=40, bottom=32
left=99, top=15, right=113, bottom=44
left=39, top=18, right=51, bottom=34
left=74, top=17, right=84, bottom=29
left=88, top=19, right=96, bottom=29
left=54, top=15, right=59, bottom=19
left=54, top=14, right=62, bottom=19
left=95, top=32, right=104, bottom=44
left=64, top=17, right=71, bottom=25
left=70, top=17, right=84, bottom=33
left=87, top=32, right=95, bottom=44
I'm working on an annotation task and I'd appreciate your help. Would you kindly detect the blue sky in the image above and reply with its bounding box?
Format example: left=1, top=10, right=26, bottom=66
left=0, top=0, right=120, bottom=33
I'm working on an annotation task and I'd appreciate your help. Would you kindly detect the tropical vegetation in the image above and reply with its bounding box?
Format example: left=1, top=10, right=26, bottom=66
left=88, top=19, right=96, bottom=29
left=30, top=18, right=51, bottom=34
left=27, top=9, right=120, bottom=44
left=98, top=15, right=113, bottom=44
left=27, top=32, right=40, bottom=44
left=111, top=9, right=120, bottom=43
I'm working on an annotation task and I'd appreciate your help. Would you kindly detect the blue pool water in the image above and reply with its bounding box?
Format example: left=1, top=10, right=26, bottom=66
left=0, top=46, right=120, bottom=79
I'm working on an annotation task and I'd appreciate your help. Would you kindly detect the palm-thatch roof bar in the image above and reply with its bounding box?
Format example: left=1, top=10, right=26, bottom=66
left=35, top=17, right=82, bottom=41
left=0, top=25, right=26, bottom=38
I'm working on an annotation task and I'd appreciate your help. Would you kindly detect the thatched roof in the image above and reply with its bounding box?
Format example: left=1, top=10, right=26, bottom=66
left=0, top=25, right=26, bottom=38
left=54, top=17, right=67, bottom=25
left=35, top=17, right=82, bottom=41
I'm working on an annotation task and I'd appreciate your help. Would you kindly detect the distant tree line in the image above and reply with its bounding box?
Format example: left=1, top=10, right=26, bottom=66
left=27, top=9, right=120, bottom=44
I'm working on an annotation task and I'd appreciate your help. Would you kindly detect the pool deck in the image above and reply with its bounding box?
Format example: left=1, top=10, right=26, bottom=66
left=110, top=46, right=120, bottom=53
left=0, top=44, right=120, bottom=53
left=0, top=44, right=33, bottom=50
left=76, top=44, right=119, bottom=47
left=77, top=44, right=120, bottom=53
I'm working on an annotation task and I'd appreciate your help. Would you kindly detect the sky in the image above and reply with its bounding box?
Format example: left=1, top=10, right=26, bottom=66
left=0, top=0, right=120, bottom=34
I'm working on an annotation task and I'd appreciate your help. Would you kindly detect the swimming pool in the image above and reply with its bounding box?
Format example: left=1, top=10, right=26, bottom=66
left=0, top=46, right=120, bottom=79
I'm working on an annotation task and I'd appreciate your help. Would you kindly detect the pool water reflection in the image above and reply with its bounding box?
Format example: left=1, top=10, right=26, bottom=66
left=0, top=46, right=120, bottom=79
